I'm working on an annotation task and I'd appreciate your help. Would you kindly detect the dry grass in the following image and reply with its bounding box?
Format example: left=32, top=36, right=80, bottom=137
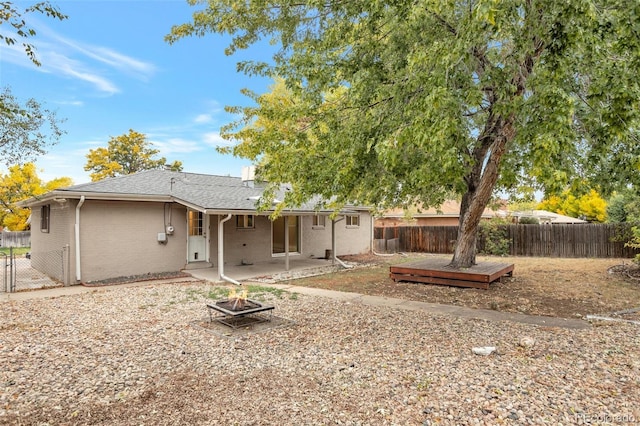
left=290, top=254, right=640, bottom=319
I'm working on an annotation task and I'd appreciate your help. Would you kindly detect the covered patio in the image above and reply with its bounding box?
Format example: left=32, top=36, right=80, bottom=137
left=184, top=256, right=340, bottom=283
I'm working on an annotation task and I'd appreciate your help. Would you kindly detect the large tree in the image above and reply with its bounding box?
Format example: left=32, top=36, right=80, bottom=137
left=168, top=0, right=640, bottom=268
left=0, top=1, right=67, bottom=66
left=0, top=87, right=65, bottom=167
left=0, top=163, right=72, bottom=230
left=1, top=2, right=67, bottom=166
left=84, top=129, right=183, bottom=181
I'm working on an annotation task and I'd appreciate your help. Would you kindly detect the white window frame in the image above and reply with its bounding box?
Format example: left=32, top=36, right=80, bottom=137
left=312, top=214, right=326, bottom=229
left=345, top=214, right=360, bottom=227
left=236, top=214, right=255, bottom=229
left=40, top=205, right=50, bottom=233
left=188, top=210, right=203, bottom=236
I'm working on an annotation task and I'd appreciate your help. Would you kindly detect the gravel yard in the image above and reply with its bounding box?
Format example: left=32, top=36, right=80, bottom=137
left=1, top=281, right=639, bottom=425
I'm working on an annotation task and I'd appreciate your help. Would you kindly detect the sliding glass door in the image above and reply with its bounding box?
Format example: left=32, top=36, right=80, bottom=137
left=272, top=216, right=299, bottom=255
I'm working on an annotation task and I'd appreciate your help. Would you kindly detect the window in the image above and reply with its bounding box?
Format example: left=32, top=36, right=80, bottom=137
left=312, top=215, right=326, bottom=228
left=236, top=214, right=255, bottom=229
left=346, top=214, right=360, bottom=227
left=40, top=205, right=50, bottom=233
left=188, top=211, right=203, bottom=236
left=272, top=216, right=299, bottom=254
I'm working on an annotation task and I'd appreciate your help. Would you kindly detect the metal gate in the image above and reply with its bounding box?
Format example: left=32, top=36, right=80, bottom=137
left=1, top=248, right=65, bottom=293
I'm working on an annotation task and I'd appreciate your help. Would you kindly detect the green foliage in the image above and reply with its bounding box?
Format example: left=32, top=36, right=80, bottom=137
left=607, top=192, right=629, bottom=223
left=0, top=163, right=72, bottom=230
left=84, top=129, right=183, bottom=181
left=0, top=247, right=30, bottom=256
left=245, top=284, right=288, bottom=300
left=605, top=191, right=640, bottom=259
left=625, top=226, right=640, bottom=264
left=1, top=3, right=67, bottom=154
left=204, top=287, right=229, bottom=301
left=478, top=219, right=511, bottom=256
left=518, top=217, right=539, bottom=225
left=508, top=201, right=538, bottom=213
left=0, top=1, right=67, bottom=67
left=168, top=0, right=640, bottom=266
left=0, top=87, right=66, bottom=167
left=606, top=190, right=640, bottom=223
left=201, top=284, right=296, bottom=301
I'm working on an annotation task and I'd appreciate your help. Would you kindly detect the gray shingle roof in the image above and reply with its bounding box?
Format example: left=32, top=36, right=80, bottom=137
left=52, top=170, right=351, bottom=213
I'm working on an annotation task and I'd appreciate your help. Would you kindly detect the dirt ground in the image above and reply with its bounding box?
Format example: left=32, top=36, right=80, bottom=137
left=289, top=253, right=640, bottom=320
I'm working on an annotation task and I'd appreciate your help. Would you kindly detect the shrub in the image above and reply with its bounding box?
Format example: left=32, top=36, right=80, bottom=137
left=478, top=219, right=511, bottom=256
left=624, top=224, right=640, bottom=264
left=518, top=216, right=539, bottom=224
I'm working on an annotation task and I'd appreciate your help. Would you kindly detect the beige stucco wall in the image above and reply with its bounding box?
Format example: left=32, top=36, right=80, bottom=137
left=29, top=201, right=75, bottom=284
left=77, top=201, right=187, bottom=283
left=209, top=212, right=372, bottom=267
left=212, top=214, right=273, bottom=266
left=301, top=213, right=373, bottom=257
left=30, top=201, right=372, bottom=283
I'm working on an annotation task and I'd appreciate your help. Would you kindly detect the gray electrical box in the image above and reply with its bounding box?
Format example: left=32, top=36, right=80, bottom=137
left=157, top=232, right=167, bottom=243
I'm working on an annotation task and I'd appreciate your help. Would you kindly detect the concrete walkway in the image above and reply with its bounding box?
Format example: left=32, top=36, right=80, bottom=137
left=0, top=276, right=590, bottom=329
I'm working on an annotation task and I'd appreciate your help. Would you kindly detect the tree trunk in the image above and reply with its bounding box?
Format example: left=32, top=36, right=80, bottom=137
left=449, top=115, right=515, bottom=269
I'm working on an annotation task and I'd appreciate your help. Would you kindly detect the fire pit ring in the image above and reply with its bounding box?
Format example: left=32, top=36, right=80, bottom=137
left=206, top=299, right=274, bottom=329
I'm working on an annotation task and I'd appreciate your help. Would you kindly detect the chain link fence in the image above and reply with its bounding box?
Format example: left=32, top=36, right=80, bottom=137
left=1, top=248, right=65, bottom=293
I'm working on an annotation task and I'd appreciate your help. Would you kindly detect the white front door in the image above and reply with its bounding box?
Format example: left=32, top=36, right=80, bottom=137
left=188, top=210, right=207, bottom=262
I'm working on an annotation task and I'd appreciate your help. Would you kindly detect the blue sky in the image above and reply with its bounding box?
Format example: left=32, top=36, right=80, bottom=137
left=0, top=0, right=274, bottom=184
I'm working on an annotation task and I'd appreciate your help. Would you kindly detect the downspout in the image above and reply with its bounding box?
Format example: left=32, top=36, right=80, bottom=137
left=75, top=196, right=85, bottom=281
left=218, top=214, right=241, bottom=285
left=331, top=216, right=353, bottom=269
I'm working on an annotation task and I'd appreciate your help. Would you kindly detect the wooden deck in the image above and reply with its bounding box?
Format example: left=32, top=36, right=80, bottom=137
left=389, top=258, right=514, bottom=290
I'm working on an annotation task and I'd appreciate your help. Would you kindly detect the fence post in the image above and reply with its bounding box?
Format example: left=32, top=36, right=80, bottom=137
left=9, top=247, right=15, bottom=293
left=1, top=252, right=6, bottom=292
left=63, top=244, right=71, bottom=286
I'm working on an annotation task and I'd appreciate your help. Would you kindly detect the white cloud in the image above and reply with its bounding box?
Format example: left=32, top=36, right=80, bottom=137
left=0, top=20, right=155, bottom=94
left=55, top=99, right=84, bottom=107
left=82, top=46, right=155, bottom=79
left=35, top=19, right=156, bottom=79
left=34, top=152, right=91, bottom=185
left=151, top=138, right=204, bottom=155
left=43, top=51, right=120, bottom=94
left=203, top=132, right=235, bottom=147
left=194, top=114, right=213, bottom=124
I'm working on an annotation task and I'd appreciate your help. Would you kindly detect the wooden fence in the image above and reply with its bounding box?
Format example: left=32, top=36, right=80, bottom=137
left=0, top=231, right=31, bottom=248
left=374, top=224, right=640, bottom=258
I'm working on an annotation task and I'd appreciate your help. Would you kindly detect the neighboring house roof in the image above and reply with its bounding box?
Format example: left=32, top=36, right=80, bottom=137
left=511, top=210, right=587, bottom=224
left=19, top=170, right=366, bottom=214
left=380, top=200, right=500, bottom=220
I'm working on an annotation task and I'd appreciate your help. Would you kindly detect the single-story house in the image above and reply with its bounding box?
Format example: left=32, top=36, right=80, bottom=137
left=19, top=169, right=373, bottom=285
left=511, top=210, right=587, bottom=224
left=376, top=200, right=503, bottom=227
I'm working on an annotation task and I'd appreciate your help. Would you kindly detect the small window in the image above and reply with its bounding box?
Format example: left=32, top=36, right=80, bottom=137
left=312, top=215, right=326, bottom=228
left=40, top=205, right=50, bottom=233
left=236, top=214, right=255, bottom=229
left=188, top=211, right=203, bottom=236
left=346, top=214, right=360, bottom=227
